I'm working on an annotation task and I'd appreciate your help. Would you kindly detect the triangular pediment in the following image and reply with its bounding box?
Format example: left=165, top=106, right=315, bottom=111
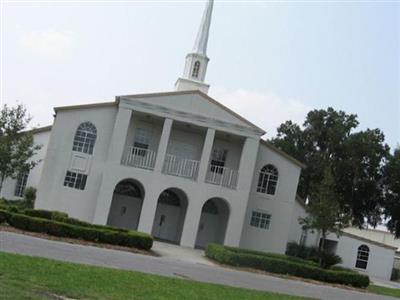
left=120, top=90, right=265, bottom=136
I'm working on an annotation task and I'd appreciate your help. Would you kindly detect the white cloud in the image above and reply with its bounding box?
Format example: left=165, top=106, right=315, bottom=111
left=19, top=29, right=75, bottom=58
left=210, top=88, right=311, bottom=139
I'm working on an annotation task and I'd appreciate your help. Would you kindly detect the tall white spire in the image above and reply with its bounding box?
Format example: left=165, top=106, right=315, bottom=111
left=175, top=0, right=214, bottom=94
left=192, top=0, right=214, bottom=56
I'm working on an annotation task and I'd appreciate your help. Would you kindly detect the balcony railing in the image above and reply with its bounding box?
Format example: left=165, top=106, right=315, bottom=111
left=205, top=165, right=239, bottom=189
left=122, top=146, right=157, bottom=170
left=163, top=154, right=200, bottom=180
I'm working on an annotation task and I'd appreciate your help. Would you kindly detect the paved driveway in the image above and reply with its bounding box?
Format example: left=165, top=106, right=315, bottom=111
left=0, top=231, right=396, bottom=300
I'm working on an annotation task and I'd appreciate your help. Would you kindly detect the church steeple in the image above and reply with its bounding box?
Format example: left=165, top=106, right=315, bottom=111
left=175, top=0, right=214, bottom=94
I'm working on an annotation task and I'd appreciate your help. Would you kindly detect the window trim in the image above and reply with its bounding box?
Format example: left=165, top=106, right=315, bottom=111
left=72, top=122, right=97, bottom=155
left=210, top=148, right=228, bottom=174
left=14, top=170, right=29, bottom=197
left=192, top=61, right=201, bottom=78
left=250, top=210, right=271, bottom=230
left=355, top=244, right=370, bottom=270
left=256, top=164, right=279, bottom=196
left=63, top=171, right=88, bottom=191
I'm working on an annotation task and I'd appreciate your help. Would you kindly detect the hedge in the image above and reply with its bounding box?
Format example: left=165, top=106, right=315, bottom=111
left=0, top=209, right=10, bottom=224
left=0, top=210, right=153, bottom=250
left=225, top=246, right=319, bottom=267
left=206, top=244, right=370, bottom=288
left=23, top=209, right=129, bottom=233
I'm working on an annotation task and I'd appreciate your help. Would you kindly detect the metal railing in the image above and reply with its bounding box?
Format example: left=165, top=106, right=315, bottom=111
left=122, top=146, right=157, bottom=170
left=163, top=154, right=200, bottom=180
left=205, top=164, right=239, bottom=189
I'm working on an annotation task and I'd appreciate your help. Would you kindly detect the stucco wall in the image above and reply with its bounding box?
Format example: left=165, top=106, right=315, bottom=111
left=240, top=143, right=302, bottom=254
left=288, top=199, right=320, bottom=247
left=289, top=198, right=396, bottom=281
left=332, top=234, right=395, bottom=281
left=35, top=105, right=117, bottom=222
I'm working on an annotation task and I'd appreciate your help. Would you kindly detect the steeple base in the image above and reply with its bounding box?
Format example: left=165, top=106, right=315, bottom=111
left=175, top=77, right=210, bottom=94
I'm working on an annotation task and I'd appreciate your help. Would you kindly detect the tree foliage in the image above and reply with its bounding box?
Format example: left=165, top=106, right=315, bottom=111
left=0, top=104, right=41, bottom=193
left=271, top=107, right=389, bottom=229
left=299, top=167, right=351, bottom=254
left=383, top=148, right=400, bottom=236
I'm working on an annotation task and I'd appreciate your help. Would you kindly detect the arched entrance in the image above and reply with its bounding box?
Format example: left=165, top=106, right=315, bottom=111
left=195, top=198, right=230, bottom=248
left=151, top=188, right=188, bottom=244
left=107, top=179, right=144, bottom=230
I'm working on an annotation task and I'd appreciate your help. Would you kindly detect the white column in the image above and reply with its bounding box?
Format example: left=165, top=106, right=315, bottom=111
left=92, top=172, right=115, bottom=225
left=180, top=198, right=203, bottom=247
left=107, top=107, right=132, bottom=163
left=237, top=137, right=259, bottom=191
left=224, top=137, right=259, bottom=247
left=137, top=186, right=161, bottom=234
left=197, top=128, right=215, bottom=181
left=154, top=118, right=173, bottom=172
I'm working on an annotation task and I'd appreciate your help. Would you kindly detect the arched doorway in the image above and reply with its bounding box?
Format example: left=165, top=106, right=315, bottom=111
left=195, top=198, right=230, bottom=248
left=107, top=179, right=144, bottom=230
left=151, top=188, right=188, bottom=244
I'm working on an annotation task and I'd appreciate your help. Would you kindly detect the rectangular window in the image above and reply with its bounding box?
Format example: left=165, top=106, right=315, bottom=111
left=250, top=211, right=271, bottom=229
left=133, top=128, right=152, bottom=156
left=14, top=170, right=29, bottom=197
left=63, top=171, right=87, bottom=190
left=210, top=148, right=227, bottom=174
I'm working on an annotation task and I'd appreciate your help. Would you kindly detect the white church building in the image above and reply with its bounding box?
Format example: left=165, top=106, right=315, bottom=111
left=1, top=0, right=396, bottom=280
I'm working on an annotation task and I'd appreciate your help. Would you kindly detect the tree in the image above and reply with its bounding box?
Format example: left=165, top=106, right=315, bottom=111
left=383, top=148, right=400, bottom=236
left=299, top=168, right=350, bottom=252
left=0, top=104, right=41, bottom=194
left=271, top=107, right=389, bottom=228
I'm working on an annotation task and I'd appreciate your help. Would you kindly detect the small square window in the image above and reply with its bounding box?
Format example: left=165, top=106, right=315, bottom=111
left=250, top=211, right=271, bottom=230
left=64, top=171, right=87, bottom=190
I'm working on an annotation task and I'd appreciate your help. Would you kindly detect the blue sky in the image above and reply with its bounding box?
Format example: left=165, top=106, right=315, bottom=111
left=1, top=1, right=399, bottom=149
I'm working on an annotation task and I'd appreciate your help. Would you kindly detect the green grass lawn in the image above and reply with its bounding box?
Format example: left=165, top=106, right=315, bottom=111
left=368, top=284, right=400, bottom=298
left=0, top=252, right=313, bottom=300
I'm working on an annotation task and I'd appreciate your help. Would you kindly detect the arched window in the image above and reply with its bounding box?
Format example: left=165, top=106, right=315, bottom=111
left=114, top=180, right=142, bottom=198
left=192, top=61, right=201, bottom=78
left=257, top=164, right=278, bottom=195
left=72, top=122, right=97, bottom=155
left=355, top=245, right=369, bottom=269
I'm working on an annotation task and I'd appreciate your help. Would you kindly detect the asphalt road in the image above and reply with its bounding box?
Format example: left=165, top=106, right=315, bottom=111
left=0, top=231, right=396, bottom=300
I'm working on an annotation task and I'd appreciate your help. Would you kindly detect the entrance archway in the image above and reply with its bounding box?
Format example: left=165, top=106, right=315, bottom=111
left=195, top=198, right=230, bottom=248
left=106, top=179, right=144, bottom=230
left=151, top=188, right=188, bottom=244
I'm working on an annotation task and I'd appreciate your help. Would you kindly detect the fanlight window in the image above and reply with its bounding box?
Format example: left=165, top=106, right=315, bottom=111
left=72, top=122, right=97, bottom=155
left=192, top=61, right=201, bottom=78
left=114, top=180, right=142, bottom=198
left=159, top=190, right=180, bottom=206
left=355, top=244, right=369, bottom=269
left=257, top=164, right=278, bottom=195
left=202, top=201, right=219, bottom=215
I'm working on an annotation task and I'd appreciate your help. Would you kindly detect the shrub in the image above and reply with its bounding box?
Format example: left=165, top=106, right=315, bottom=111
left=23, top=209, right=54, bottom=220
left=22, top=209, right=129, bottom=233
left=206, top=244, right=369, bottom=288
left=23, top=187, right=36, bottom=208
left=286, top=242, right=342, bottom=269
left=0, top=209, right=10, bottom=223
left=6, top=212, right=153, bottom=250
left=318, top=251, right=342, bottom=269
left=6, top=206, right=19, bottom=214
left=391, top=268, right=400, bottom=281
left=226, top=246, right=319, bottom=267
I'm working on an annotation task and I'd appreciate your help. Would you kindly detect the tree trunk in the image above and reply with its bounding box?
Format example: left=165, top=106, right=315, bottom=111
left=0, top=174, right=4, bottom=196
left=319, top=230, right=326, bottom=268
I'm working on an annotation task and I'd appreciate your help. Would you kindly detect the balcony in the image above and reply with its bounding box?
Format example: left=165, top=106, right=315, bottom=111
left=163, top=154, right=200, bottom=180
left=122, top=146, right=157, bottom=170
left=205, top=165, right=239, bottom=189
